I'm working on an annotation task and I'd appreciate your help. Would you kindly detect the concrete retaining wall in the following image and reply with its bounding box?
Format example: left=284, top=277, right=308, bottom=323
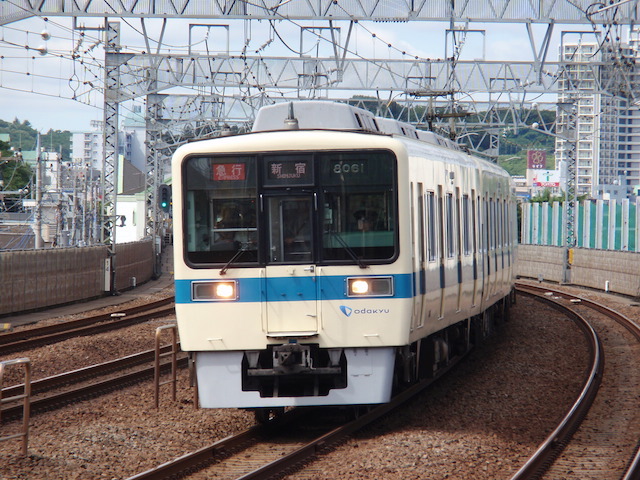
left=516, top=245, right=565, bottom=283
left=3, top=241, right=638, bottom=315
left=114, top=241, right=155, bottom=291
left=0, top=240, right=155, bottom=316
left=517, top=245, right=640, bottom=298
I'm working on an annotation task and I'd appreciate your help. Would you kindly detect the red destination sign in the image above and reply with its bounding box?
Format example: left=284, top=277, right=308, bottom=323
left=213, top=163, right=246, bottom=181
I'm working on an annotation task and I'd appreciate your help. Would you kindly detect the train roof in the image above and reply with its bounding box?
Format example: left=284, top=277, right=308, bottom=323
left=251, top=101, right=461, bottom=152
left=182, top=101, right=507, bottom=180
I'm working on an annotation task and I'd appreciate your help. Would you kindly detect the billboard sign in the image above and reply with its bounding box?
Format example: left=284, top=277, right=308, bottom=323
left=527, top=150, right=547, bottom=170
left=532, top=169, right=560, bottom=187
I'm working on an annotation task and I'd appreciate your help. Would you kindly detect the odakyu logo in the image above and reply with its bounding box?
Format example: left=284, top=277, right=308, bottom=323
left=339, top=305, right=390, bottom=317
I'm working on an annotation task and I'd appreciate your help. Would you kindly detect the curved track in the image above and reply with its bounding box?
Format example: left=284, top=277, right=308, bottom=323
left=512, top=282, right=640, bottom=480
left=126, top=284, right=640, bottom=480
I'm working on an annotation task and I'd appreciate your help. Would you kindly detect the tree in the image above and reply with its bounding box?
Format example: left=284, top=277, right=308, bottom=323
left=0, top=119, right=72, bottom=161
left=0, top=159, right=33, bottom=192
left=530, top=188, right=565, bottom=203
left=0, top=139, right=11, bottom=158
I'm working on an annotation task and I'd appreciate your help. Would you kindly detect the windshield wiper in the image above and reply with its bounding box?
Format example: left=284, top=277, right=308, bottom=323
left=220, top=244, right=249, bottom=275
left=328, top=230, right=369, bottom=269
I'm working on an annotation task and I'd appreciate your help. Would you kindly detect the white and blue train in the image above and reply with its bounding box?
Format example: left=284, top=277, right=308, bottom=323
left=171, top=101, right=516, bottom=417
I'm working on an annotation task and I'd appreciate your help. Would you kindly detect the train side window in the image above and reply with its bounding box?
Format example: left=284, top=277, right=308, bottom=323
left=496, top=198, right=504, bottom=248
left=489, top=198, right=497, bottom=250
left=427, top=191, right=436, bottom=262
left=483, top=199, right=489, bottom=253
left=472, top=193, right=478, bottom=255
left=437, top=189, right=444, bottom=263
left=490, top=199, right=496, bottom=250
left=504, top=200, right=510, bottom=246
left=417, top=183, right=425, bottom=264
left=462, top=194, right=471, bottom=255
left=446, top=193, right=455, bottom=258
left=455, top=189, right=461, bottom=257
left=496, top=197, right=502, bottom=248
left=504, top=199, right=509, bottom=247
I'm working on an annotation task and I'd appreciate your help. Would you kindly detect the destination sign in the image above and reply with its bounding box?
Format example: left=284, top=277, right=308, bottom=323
left=213, top=163, right=246, bottom=181
left=264, top=157, right=314, bottom=186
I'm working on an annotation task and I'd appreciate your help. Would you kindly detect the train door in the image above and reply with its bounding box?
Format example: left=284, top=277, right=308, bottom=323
left=438, top=186, right=446, bottom=318
left=411, top=183, right=426, bottom=331
left=482, top=195, right=490, bottom=304
left=264, top=195, right=318, bottom=335
left=471, top=193, right=481, bottom=307
left=455, top=188, right=463, bottom=312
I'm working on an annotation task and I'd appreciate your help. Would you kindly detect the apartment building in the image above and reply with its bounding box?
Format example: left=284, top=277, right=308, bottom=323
left=557, top=37, right=639, bottom=200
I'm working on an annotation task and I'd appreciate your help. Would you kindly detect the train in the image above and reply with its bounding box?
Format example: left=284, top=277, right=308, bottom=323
left=171, top=101, right=517, bottom=419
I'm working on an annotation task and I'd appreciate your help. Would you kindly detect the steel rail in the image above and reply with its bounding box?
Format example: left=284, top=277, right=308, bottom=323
left=0, top=298, right=175, bottom=354
left=126, top=411, right=310, bottom=480
left=1, top=348, right=187, bottom=419
left=125, top=348, right=467, bottom=480
left=519, top=283, right=640, bottom=342
left=509, top=284, right=604, bottom=480
left=515, top=282, right=640, bottom=480
left=235, top=373, right=450, bottom=480
left=1, top=344, right=181, bottom=398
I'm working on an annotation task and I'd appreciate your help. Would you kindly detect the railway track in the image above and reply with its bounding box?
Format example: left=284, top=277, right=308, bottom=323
left=3, top=285, right=638, bottom=479
left=125, top=351, right=470, bottom=480
left=1, top=345, right=187, bottom=420
left=123, top=284, right=640, bottom=480
left=512, top=282, right=640, bottom=480
left=0, top=297, right=175, bottom=354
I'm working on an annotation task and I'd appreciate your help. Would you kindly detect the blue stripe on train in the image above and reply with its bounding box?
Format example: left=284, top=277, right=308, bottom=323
left=175, top=273, right=413, bottom=304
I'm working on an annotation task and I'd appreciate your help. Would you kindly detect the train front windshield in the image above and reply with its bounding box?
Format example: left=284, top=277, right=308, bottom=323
left=183, top=150, right=397, bottom=266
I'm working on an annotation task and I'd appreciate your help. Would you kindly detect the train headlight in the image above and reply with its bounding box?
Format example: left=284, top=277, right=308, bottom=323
left=215, top=282, right=235, bottom=299
left=347, top=276, right=393, bottom=297
left=351, top=280, right=369, bottom=295
left=192, top=280, right=238, bottom=301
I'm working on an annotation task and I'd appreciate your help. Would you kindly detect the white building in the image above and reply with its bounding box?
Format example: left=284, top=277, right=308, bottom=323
left=557, top=37, right=640, bottom=200
left=619, top=30, right=640, bottom=198
left=71, top=119, right=104, bottom=171
left=70, top=108, right=150, bottom=244
left=121, top=105, right=147, bottom=173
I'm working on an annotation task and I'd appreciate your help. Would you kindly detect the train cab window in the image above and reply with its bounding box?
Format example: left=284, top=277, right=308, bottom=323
left=319, top=151, right=397, bottom=263
left=184, top=156, right=258, bottom=265
left=267, top=197, right=313, bottom=263
left=183, top=150, right=396, bottom=267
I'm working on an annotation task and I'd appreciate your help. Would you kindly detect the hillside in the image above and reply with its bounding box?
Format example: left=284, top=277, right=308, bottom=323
left=0, top=118, right=72, bottom=161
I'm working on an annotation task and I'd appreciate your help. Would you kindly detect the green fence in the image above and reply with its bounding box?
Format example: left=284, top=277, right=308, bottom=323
left=521, top=199, right=640, bottom=252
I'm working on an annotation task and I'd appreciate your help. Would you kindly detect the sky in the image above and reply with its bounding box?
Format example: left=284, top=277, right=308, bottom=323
left=0, top=16, right=607, bottom=134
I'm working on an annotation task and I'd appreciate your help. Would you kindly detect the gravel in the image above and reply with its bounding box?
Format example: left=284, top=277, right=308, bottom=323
left=0, top=284, right=608, bottom=479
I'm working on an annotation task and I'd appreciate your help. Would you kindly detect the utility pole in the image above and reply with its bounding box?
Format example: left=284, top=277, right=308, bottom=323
left=34, top=134, right=43, bottom=249
left=103, top=21, right=124, bottom=294
left=82, top=164, right=88, bottom=246
left=558, top=96, right=578, bottom=284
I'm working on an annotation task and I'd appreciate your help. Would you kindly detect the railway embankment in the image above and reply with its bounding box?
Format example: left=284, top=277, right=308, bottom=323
left=517, top=244, right=640, bottom=298
left=2, top=243, right=639, bottom=319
